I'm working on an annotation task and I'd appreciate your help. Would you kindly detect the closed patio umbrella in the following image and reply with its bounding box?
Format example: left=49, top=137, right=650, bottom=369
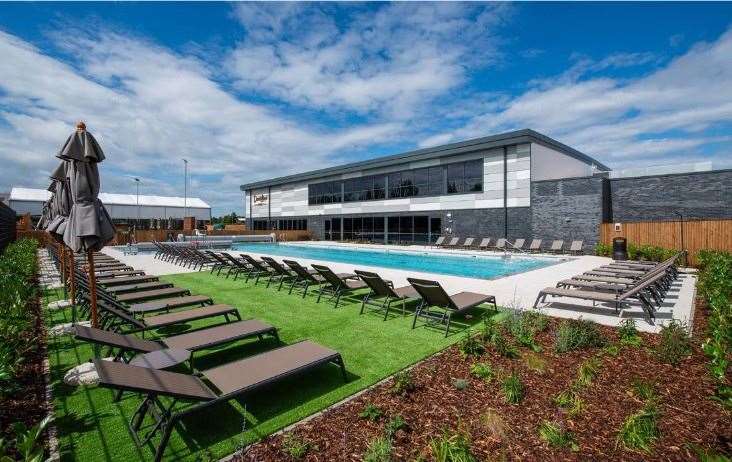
left=58, top=121, right=116, bottom=327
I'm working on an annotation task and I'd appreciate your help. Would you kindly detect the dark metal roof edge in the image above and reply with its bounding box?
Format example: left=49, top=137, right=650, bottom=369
left=608, top=167, right=732, bottom=182
left=240, top=129, right=610, bottom=191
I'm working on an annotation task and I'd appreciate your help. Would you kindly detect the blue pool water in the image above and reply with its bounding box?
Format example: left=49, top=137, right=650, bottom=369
left=231, top=243, right=563, bottom=279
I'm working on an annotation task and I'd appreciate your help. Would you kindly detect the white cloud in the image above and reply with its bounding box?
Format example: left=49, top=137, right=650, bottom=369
left=421, top=27, right=732, bottom=169
left=0, top=28, right=404, bottom=213
left=228, top=3, right=511, bottom=118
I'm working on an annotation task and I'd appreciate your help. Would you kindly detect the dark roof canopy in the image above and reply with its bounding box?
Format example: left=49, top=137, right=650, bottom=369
left=240, top=129, right=611, bottom=191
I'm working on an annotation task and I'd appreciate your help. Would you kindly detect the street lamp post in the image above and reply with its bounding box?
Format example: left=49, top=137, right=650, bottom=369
left=183, top=159, right=188, bottom=218
left=134, top=177, right=140, bottom=223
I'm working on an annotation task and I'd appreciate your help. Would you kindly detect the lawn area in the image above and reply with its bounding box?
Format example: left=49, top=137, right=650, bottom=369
left=47, top=271, right=495, bottom=462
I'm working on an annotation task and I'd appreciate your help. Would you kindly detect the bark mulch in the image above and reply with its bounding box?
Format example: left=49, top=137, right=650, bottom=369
left=237, top=303, right=730, bottom=461
left=0, top=279, right=50, bottom=454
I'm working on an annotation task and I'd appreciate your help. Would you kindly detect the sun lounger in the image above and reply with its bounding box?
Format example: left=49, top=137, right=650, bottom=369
left=97, top=274, right=160, bottom=286
left=462, top=237, right=475, bottom=249
left=219, top=252, right=253, bottom=278
left=478, top=238, right=491, bottom=250
left=93, top=340, right=347, bottom=462
left=259, top=256, right=298, bottom=290
left=407, top=278, right=497, bottom=337
left=433, top=236, right=446, bottom=247
left=238, top=254, right=275, bottom=284
left=355, top=270, right=419, bottom=319
left=494, top=238, right=507, bottom=250
left=104, top=281, right=175, bottom=295
left=568, top=240, right=584, bottom=254
left=127, top=295, right=213, bottom=316
left=95, top=269, right=145, bottom=278
left=511, top=238, right=526, bottom=251
left=443, top=237, right=460, bottom=248
left=75, top=320, right=278, bottom=368
left=115, top=287, right=191, bottom=304
left=312, top=264, right=367, bottom=308
left=283, top=260, right=353, bottom=297
left=96, top=300, right=241, bottom=335
left=548, top=240, right=564, bottom=253
left=533, top=271, right=667, bottom=320
left=528, top=239, right=542, bottom=252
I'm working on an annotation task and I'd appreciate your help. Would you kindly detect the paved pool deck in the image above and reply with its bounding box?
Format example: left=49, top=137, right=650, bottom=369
left=103, top=242, right=696, bottom=333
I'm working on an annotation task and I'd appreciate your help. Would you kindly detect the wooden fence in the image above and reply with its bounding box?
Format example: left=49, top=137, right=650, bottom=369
left=600, top=219, right=732, bottom=266
left=113, top=228, right=312, bottom=245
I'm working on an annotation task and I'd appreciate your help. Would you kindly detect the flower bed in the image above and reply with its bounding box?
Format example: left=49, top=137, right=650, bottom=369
left=238, top=312, right=730, bottom=461
left=0, top=239, right=51, bottom=460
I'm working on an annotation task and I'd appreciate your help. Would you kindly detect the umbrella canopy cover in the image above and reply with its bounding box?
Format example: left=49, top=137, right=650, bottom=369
left=60, top=125, right=115, bottom=252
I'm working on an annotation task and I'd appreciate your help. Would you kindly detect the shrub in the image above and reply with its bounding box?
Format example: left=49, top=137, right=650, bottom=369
left=491, top=330, right=519, bottom=359
left=595, top=243, right=612, bottom=257
left=282, top=434, right=310, bottom=459
left=0, top=415, right=53, bottom=462
left=0, top=238, right=38, bottom=397
left=480, top=315, right=499, bottom=343
left=554, top=319, right=606, bottom=353
left=390, top=370, right=416, bottom=396
left=631, top=379, right=656, bottom=401
left=469, top=362, right=494, bottom=381
left=458, top=332, right=485, bottom=358
left=617, top=402, right=660, bottom=453
left=501, top=372, right=524, bottom=404
left=429, top=430, right=476, bottom=462
left=575, top=357, right=602, bottom=388
left=618, top=319, right=643, bottom=347
left=554, top=389, right=584, bottom=416
left=363, top=436, right=392, bottom=462
left=538, top=420, right=579, bottom=451
left=359, top=403, right=383, bottom=421
left=522, top=352, right=548, bottom=374
left=506, top=311, right=548, bottom=352
left=696, top=250, right=732, bottom=392
left=655, top=320, right=692, bottom=366
left=384, top=415, right=407, bottom=438
left=452, top=378, right=469, bottom=390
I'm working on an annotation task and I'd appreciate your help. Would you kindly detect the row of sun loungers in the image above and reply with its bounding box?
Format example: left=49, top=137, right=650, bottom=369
left=532, top=252, right=685, bottom=321
left=434, top=236, right=584, bottom=254
left=46, top=248, right=349, bottom=462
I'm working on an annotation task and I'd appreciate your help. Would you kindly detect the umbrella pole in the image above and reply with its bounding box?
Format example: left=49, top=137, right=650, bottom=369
left=87, top=249, right=99, bottom=329
left=60, top=243, right=67, bottom=298
left=68, top=247, right=76, bottom=323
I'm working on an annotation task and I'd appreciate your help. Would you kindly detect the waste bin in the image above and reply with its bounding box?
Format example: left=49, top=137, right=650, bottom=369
left=613, top=237, right=628, bottom=261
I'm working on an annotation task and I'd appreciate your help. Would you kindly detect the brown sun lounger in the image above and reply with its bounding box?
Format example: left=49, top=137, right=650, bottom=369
left=115, top=287, right=191, bottom=303
left=93, top=340, right=347, bottom=462
left=568, top=240, right=584, bottom=254
left=549, top=240, right=564, bottom=253
left=260, top=256, right=299, bottom=290
left=75, top=319, right=278, bottom=368
left=312, top=264, right=367, bottom=308
left=407, top=278, right=497, bottom=337
left=533, top=271, right=667, bottom=320
left=97, top=274, right=160, bottom=286
left=478, top=238, right=491, bottom=250
left=128, top=295, right=213, bottom=315
left=238, top=254, right=276, bottom=284
left=433, top=236, right=446, bottom=247
left=528, top=239, right=542, bottom=252
left=355, top=270, right=419, bottom=319
left=493, top=238, right=507, bottom=250
left=104, top=281, right=175, bottom=295
left=443, top=237, right=460, bottom=247
left=95, top=269, right=146, bottom=278
left=511, top=238, right=526, bottom=251
left=462, top=237, right=475, bottom=248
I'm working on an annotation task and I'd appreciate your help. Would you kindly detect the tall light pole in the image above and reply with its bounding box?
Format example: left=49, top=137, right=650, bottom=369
left=134, top=177, right=140, bottom=223
left=183, top=159, right=188, bottom=218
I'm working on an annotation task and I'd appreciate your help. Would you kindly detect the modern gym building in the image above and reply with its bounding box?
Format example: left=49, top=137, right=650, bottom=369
left=241, top=129, right=614, bottom=247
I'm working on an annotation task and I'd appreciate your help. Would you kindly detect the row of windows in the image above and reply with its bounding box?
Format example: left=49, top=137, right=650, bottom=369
left=307, top=159, right=483, bottom=205
left=324, top=215, right=442, bottom=244
left=252, top=219, right=308, bottom=230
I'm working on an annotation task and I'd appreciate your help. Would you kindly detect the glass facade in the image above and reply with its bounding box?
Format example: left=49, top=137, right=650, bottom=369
left=307, top=158, right=483, bottom=205
left=326, top=215, right=440, bottom=244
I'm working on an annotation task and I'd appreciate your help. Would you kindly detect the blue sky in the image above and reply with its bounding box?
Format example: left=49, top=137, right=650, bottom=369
left=0, top=2, right=731, bottom=215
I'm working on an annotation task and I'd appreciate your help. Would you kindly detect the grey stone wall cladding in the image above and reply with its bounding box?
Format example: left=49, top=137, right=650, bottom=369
left=531, top=176, right=605, bottom=250
left=610, top=170, right=732, bottom=221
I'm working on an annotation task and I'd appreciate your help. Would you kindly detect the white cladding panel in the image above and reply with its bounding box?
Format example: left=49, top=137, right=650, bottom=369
left=250, top=144, right=533, bottom=218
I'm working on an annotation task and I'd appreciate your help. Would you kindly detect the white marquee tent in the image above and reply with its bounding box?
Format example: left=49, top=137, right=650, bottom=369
left=8, top=187, right=211, bottom=221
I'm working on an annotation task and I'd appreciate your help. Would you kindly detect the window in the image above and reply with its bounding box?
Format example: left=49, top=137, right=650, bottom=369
left=308, top=181, right=342, bottom=205
left=344, top=175, right=386, bottom=202
left=276, top=219, right=307, bottom=230
left=447, top=159, right=483, bottom=194
left=253, top=219, right=270, bottom=230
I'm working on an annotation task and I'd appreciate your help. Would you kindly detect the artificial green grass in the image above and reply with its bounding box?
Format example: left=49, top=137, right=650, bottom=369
left=47, top=272, right=494, bottom=461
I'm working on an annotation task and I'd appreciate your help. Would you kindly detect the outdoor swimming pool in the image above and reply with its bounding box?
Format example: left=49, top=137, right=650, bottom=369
left=231, top=242, right=564, bottom=279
